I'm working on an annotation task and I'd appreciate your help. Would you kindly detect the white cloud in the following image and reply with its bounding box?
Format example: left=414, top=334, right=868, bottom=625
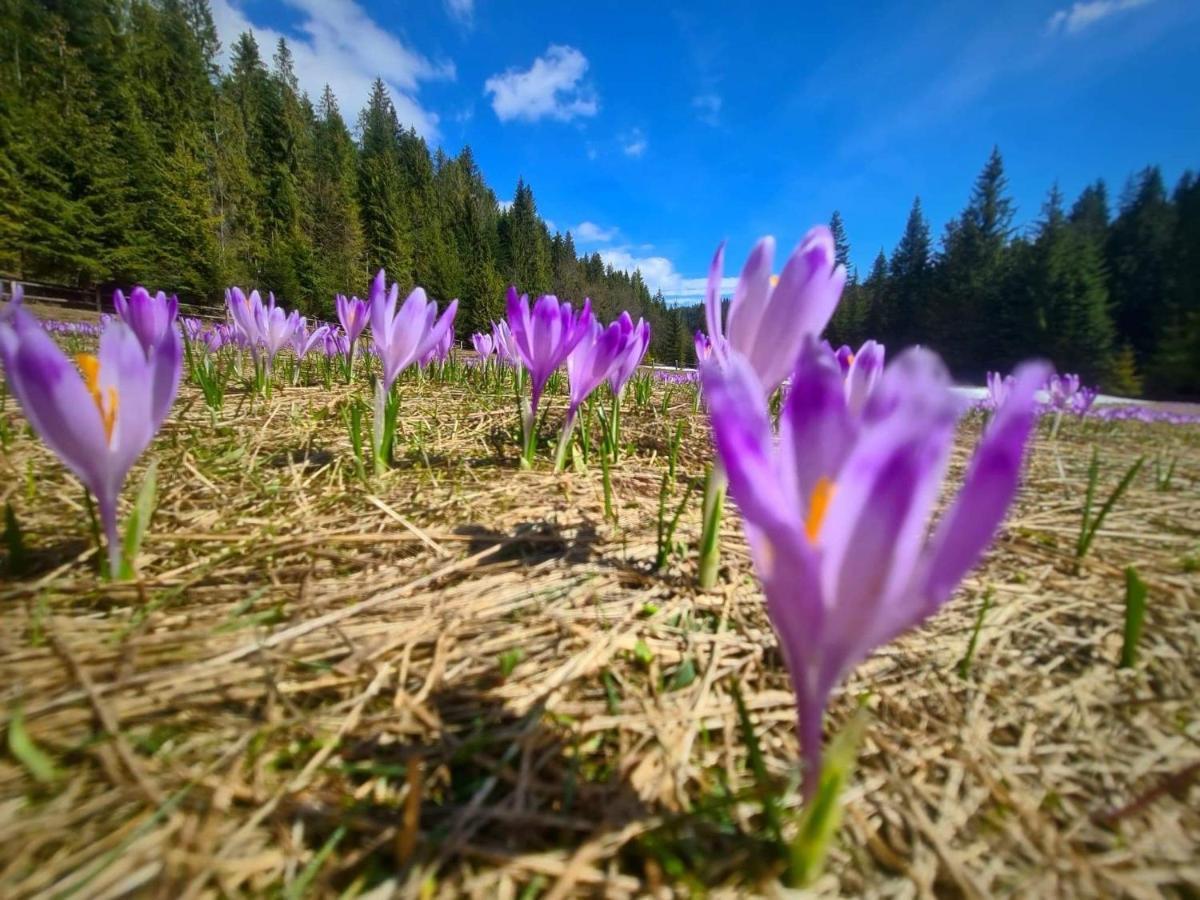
left=484, top=45, right=598, bottom=123
left=573, top=221, right=617, bottom=243
left=622, top=128, right=647, bottom=158
left=211, top=0, right=453, bottom=139
left=1046, top=0, right=1154, bottom=34
left=445, top=0, right=474, bottom=23
left=599, top=245, right=738, bottom=302
left=692, top=93, right=722, bottom=125
left=498, top=199, right=514, bottom=212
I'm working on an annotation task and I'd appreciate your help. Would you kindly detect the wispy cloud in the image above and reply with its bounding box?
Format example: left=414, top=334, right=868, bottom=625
left=692, top=93, right=722, bottom=126
left=622, top=128, right=647, bottom=158
left=498, top=199, right=514, bottom=212
left=572, top=221, right=617, bottom=243
left=445, top=0, right=475, bottom=24
left=1046, top=0, right=1154, bottom=34
left=599, top=244, right=738, bottom=301
left=211, top=0, right=453, bottom=139
left=484, top=45, right=598, bottom=123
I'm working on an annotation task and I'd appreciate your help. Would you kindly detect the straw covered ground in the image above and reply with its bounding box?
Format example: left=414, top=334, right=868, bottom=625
left=1, top=342, right=1198, bottom=898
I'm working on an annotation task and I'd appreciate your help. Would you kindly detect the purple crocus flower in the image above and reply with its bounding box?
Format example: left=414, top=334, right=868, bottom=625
left=985, top=371, right=1015, bottom=410
left=472, top=332, right=495, bottom=359
left=492, top=319, right=518, bottom=366
left=1047, top=373, right=1081, bottom=412
left=258, top=304, right=300, bottom=374
left=226, top=287, right=262, bottom=353
left=506, top=287, right=593, bottom=411
left=420, top=322, right=454, bottom=368
left=608, top=312, right=651, bottom=396
left=702, top=338, right=1048, bottom=797
left=114, top=287, right=179, bottom=356
left=0, top=306, right=181, bottom=576
left=323, top=327, right=349, bottom=360
left=695, top=329, right=713, bottom=363
left=844, top=340, right=885, bottom=416
left=1072, top=386, right=1098, bottom=416
left=289, top=317, right=331, bottom=361
left=566, top=317, right=626, bottom=418
left=704, top=228, right=847, bottom=394
left=368, top=270, right=458, bottom=390
left=336, top=293, right=369, bottom=345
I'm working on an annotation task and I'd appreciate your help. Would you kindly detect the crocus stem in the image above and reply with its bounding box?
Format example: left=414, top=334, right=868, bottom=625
left=372, top=380, right=387, bottom=475
left=553, top=407, right=578, bottom=472
left=520, top=385, right=541, bottom=469
left=697, top=463, right=727, bottom=588
left=610, top=393, right=621, bottom=461
left=98, top=493, right=122, bottom=581
left=345, top=341, right=356, bottom=384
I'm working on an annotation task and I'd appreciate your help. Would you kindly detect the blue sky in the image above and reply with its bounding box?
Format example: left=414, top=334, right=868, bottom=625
left=213, top=0, right=1200, bottom=304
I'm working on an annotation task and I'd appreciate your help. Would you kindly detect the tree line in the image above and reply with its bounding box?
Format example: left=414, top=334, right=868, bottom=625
left=1, top=4, right=1195, bottom=396
left=820, top=150, right=1197, bottom=398
left=0, top=1, right=673, bottom=347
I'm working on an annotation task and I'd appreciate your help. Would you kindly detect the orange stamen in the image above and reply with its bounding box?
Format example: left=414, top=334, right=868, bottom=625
left=806, top=477, right=835, bottom=541
left=76, top=353, right=118, bottom=442
left=846, top=354, right=855, bottom=366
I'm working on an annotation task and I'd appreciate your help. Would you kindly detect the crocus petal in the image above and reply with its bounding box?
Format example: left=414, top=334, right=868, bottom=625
left=917, top=360, right=1051, bottom=616
left=703, top=242, right=727, bottom=363
left=702, top=353, right=797, bottom=540
left=779, top=337, right=856, bottom=506
left=725, top=236, right=775, bottom=359
left=0, top=310, right=109, bottom=493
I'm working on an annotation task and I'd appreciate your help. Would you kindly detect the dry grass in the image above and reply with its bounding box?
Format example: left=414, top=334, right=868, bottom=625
left=1, top=354, right=1198, bottom=899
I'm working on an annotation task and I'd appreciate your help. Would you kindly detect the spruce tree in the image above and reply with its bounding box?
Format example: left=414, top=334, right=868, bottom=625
left=889, top=197, right=932, bottom=350
left=1107, top=167, right=1175, bottom=364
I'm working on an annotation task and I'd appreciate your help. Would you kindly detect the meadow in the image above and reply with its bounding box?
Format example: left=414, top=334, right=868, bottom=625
left=1, top=285, right=1198, bottom=899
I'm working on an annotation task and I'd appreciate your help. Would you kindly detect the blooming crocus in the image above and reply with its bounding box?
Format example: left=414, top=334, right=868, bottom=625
left=607, top=312, right=651, bottom=397
left=368, top=270, right=458, bottom=391
left=505, top=288, right=593, bottom=465
left=843, top=340, right=885, bottom=416
left=0, top=306, right=181, bottom=577
left=985, top=371, right=1014, bottom=410
left=1047, top=373, right=1081, bottom=412
left=472, top=332, right=495, bottom=359
left=1073, top=386, right=1098, bottom=416
left=258, top=304, right=300, bottom=376
left=289, top=318, right=330, bottom=361
left=419, top=323, right=454, bottom=369
left=506, top=288, right=592, bottom=414
left=336, top=293, right=369, bottom=378
left=555, top=317, right=626, bottom=470
left=695, top=329, right=713, bottom=363
left=492, top=319, right=518, bottom=365
left=114, top=287, right=179, bottom=356
left=324, top=327, right=349, bottom=360
left=704, top=228, right=847, bottom=395
left=226, top=287, right=263, bottom=352
left=702, top=338, right=1048, bottom=797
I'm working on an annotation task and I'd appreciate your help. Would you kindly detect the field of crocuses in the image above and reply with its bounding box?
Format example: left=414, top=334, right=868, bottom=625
left=1, top=230, right=1198, bottom=897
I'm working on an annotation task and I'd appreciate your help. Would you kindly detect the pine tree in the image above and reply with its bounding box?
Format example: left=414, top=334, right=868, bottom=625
left=933, top=146, right=1015, bottom=375
left=1027, top=185, right=1115, bottom=383
left=309, top=85, right=364, bottom=313
left=889, top=197, right=932, bottom=350
left=829, top=210, right=852, bottom=276
left=358, top=79, right=412, bottom=281
left=1147, top=171, right=1200, bottom=396
left=1107, top=166, right=1175, bottom=364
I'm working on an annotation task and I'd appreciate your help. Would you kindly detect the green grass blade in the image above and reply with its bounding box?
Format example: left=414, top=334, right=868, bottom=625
left=120, top=460, right=158, bottom=580
left=7, top=706, right=59, bottom=784
left=1075, top=455, right=1145, bottom=572
left=1120, top=566, right=1148, bottom=669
